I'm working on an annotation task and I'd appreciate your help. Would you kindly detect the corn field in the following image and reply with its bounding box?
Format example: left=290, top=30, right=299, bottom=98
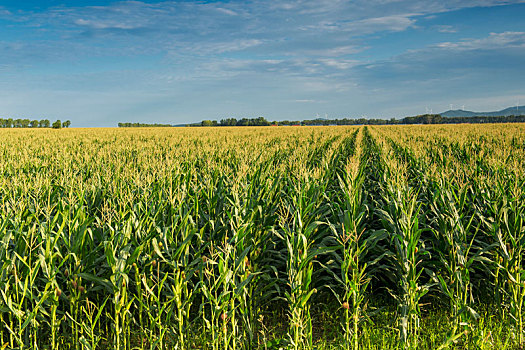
left=0, top=124, right=524, bottom=349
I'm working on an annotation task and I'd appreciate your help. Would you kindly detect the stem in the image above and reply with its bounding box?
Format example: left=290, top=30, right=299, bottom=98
left=51, top=301, right=57, bottom=350
left=223, top=313, right=227, bottom=350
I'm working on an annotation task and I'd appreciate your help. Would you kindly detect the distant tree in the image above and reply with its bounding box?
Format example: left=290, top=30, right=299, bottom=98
left=30, top=120, right=39, bottom=128
left=63, top=120, right=71, bottom=128
left=52, top=120, right=62, bottom=129
left=219, top=118, right=237, bottom=126
left=41, top=119, right=51, bottom=128
left=201, top=120, right=214, bottom=127
left=6, top=118, right=13, bottom=128
left=236, top=118, right=249, bottom=126
left=118, top=122, right=173, bottom=127
left=254, top=116, right=270, bottom=126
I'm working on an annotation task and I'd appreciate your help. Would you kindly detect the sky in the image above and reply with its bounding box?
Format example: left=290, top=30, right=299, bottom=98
left=0, top=0, right=524, bottom=126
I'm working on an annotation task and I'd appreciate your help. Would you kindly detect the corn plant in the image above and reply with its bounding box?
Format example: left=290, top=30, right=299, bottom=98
left=200, top=234, right=254, bottom=350
left=79, top=297, right=108, bottom=349
left=327, top=169, right=386, bottom=349
left=429, top=181, right=483, bottom=346
left=483, top=178, right=525, bottom=346
left=0, top=124, right=524, bottom=349
left=275, top=176, right=331, bottom=350
left=377, top=182, right=430, bottom=349
left=38, top=215, right=69, bottom=350
left=167, top=233, right=200, bottom=349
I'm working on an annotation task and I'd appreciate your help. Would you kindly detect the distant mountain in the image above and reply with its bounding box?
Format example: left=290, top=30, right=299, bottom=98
left=441, top=106, right=525, bottom=118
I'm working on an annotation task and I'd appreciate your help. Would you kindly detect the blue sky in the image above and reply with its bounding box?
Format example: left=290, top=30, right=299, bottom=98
left=0, top=0, right=524, bottom=126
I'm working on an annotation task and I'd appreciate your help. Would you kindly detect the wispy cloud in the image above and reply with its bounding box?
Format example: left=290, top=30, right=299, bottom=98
left=0, top=0, right=523, bottom=125
left=74, top=18, right=144, bottom=30
left=2, top=0, right=522, bottom=63
left=179, top=39, right=264, bottom=55
left=309, top=15, right=417, bottom=34
left=0, top=8, right=12, bottom=17
left=355, top=30, right=525, bottom=99
left=215, top=7, right=239, bottom=16
left=435, top=25, right=457, bottom=33
left=435, top=31, right=525, bottom=50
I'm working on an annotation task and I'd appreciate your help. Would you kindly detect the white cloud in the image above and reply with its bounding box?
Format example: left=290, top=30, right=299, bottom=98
left=301, top=14, right=416, bottom=35
left=3, top=0, right=522, bottom=63
left=179, top=39, right=264, bottom=55
left=435, top=25, right=457, bottom=33
left=1, top=0, right=524, bottom=124
left=434, top=31, right=525, bottom=50
left=318, top=58, right=359, bottom=70
left=216, top=8, right=239, bottom=16
left=349, top=15, right=417, bottom=33
left=355, top=30, right=525, bottom=94
left=74, top=18, right=142, bottom=30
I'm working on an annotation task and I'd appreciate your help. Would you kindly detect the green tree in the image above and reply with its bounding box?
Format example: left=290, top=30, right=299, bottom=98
left=21, top=119, right=30, bottom=128
left=30, top=120, right=39, bottom=128
left=219, top=118, right=237, bottom=126
left=63, top=120, right=71, bottom=128
left=52, top=120, right=62, bottom=129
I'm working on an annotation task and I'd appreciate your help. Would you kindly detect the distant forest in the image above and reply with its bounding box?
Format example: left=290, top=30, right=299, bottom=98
left=118, top=114, right=525, bottom=127
left=118, top=122, right=173, bottom=128
left=0, top=118, right=70, bottom=128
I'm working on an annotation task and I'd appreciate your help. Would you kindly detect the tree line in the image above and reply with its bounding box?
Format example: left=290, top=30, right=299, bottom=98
left=196, top=114, right=525, bottom=126
left=118, top=122, right=173, bottom=127
left=117, top=114, right=525, bottom=128
left=199, top=116, right=272, bottom=127
left=0, top=118, right=71, bottom=128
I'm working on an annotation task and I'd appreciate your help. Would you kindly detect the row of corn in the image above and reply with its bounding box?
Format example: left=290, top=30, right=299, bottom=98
left=0, top=125, right=524, bottom=349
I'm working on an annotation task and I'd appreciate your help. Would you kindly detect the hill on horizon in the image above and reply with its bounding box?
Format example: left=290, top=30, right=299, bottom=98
left=441, top=105, right=525, bottom=118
